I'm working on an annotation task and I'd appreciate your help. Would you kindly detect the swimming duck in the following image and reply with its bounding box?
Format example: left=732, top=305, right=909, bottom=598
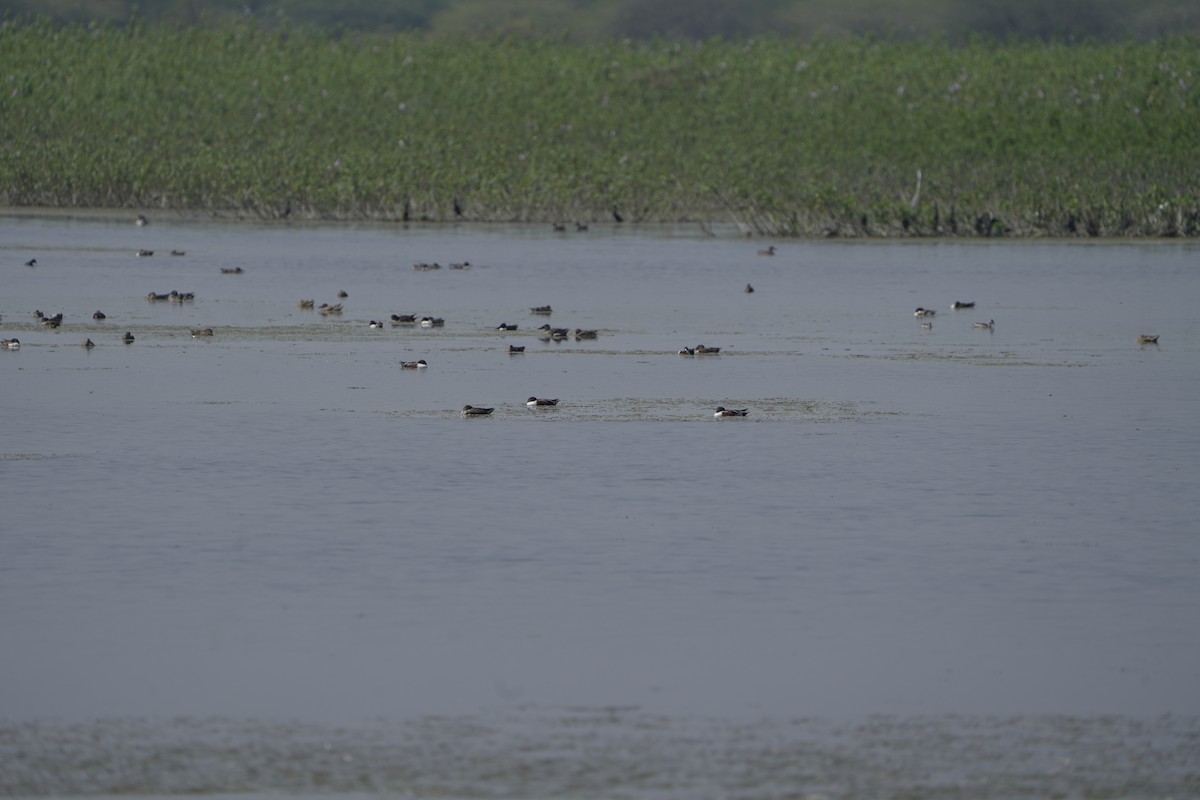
left=170, top=250, right=186, bottom=257
left=695, top=344, right=721, bottom=354
left=745, top=283, right=754, bottom=293
left=714, top=407, right=749, bottom=417
left=508, top=345, right=526, bottom=353
left=298, top=299, right=315, bottom=309
left=368, top=320, right=384, bottom=329
left=678, top=347, right=695, bottom=355
left=449, top=261, right=472, bottom=270
left=419, top=316, right=445, bottom=327
left=146, top=292, right=170, bottom=301
left=135, top=214, right=149, bottom=226
left=914, top=307, right=936, bottom=317
left=122, top=332, right=135, bottom=344
left=757, top=246, right=776, bottom=256
left=337, top=290, right=348, bottom=298
left=82, top=338, right=95, bottom=348
left=573, top=328, right=598, bottom=340
left=496, top=322, right=518, bottom=331
left=24, top=258, right=37, bottom=267
left=530, top=305, right=553, bottom=315
left=526, top=397, right=559, bottom=406
left=400, top=360, right=429, bottom=369
left=974, top=319, right=995, bottom=330
left=391, top=314, right=417, bottom=324
left=220, top=266, right=243, bottom=274
left=1137, top=335, right=1160, bottom=345
left=136, top=249, right=154, bottom=257
left=920, top=320, right=933, bottom=329
left=1, top=338, right=20, bottom=350
left=93, top=310, right=107, bottom=320
left=40, top=313, right=63, bottom=327
left=575, top=222, right=589, bottom=232
left=191, top=328, right=214, bottom=337
left=951, top=301, right=975, bottom=309
left=538, top=324, right=569, bottom=338
left=318, top=303, right=343, bottom=316
left=461, top=405, right=494, bottom=416
left=169, top=291, right=195, bottom=303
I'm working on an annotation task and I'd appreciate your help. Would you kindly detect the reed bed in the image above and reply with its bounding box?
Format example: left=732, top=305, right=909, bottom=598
left=2, top=20, right=1197, bottom=236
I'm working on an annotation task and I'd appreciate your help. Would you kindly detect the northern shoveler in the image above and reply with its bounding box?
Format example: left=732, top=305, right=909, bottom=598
left=82, top=338, right=95, bottom=348
left=695, top=344, right=721, bottom=354
left=714, top=407, right=749, bottom=417
left=951, top=301, right=975, bottom=309
left=526, top=397, right=559, bottom=406
left=191, top=328, right=214, bottom=337
left=401, top=360, right=429, bottom=369
left=974, top=319, right=995, bottom=330
left=368, top=320, right=384, bottom=329
left=678, top=347, right=695, bottom=355
left=337, top=290, right=348, bottom=298
left=1137, top=335, right=1160, bottom=345
left=757, top=246, right=776, bottom=256
left=530, top=305, right=553, bottom=315
left=1, top=338, right=20, bottom=350
left=24, top=258, right=36, bottom=267
left=170, top=250, right=186, bottom=257
left=419, top=316, right=445, bottom=327
left=136, top=249, right=154, bottom=257
left=391, top=314, right=417, bottom=324
left=461, top=405, right=494, bottom=416
left=508, top=345, right=526, bottom=353
left=135, top=214, right=149, bottom=226
left=745, top=283, right=754, bottom=293
left=573, top=328, right=598, bottom=340
left=220, top=266, right=243, bottom=274
left=914, top=308, right=936, bottom=317
left=122, top=332, right=135, bottom=344
left=497, top=322, right=518, bottom=331
left=93, top=310, right=107, bottom=320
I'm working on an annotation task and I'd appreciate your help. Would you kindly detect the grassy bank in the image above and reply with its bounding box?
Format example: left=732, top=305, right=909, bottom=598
left=2, top=20, right=1197, bottom=236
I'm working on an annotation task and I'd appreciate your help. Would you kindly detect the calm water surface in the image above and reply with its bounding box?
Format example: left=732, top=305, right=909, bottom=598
left=2, top=213, right=1198, bottom=798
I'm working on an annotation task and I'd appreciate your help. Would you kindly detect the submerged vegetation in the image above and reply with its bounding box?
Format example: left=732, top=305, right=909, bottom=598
left=1, top=19, right=1198, bottom=236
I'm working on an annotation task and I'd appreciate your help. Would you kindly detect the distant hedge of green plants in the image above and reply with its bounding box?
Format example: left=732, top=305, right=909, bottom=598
left=2, top=19, right=1197, bottom=236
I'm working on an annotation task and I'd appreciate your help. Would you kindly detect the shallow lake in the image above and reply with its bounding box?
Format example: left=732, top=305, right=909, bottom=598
left=2, top=212, right=1198, bottom=798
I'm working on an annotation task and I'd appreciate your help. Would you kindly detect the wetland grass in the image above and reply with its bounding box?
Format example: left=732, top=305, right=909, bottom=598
left=1, top=20, right=1197, bottom=236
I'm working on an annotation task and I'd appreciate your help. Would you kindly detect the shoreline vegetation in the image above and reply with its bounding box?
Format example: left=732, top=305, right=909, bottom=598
left=1, top=20, right=1197, bottom=237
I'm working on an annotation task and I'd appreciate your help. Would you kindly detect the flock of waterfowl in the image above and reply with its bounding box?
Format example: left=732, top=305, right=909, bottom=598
left=914, top=301, right=994, bottom=330
left=5, top=220, right=1165, bottom=420
left=915, top=300, right=1161, bottom=346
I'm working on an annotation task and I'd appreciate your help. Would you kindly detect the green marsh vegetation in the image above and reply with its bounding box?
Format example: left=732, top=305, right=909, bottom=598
left=1, top=19, right=1198, bottom=236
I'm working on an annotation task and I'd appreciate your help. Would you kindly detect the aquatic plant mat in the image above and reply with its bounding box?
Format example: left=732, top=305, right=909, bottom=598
left=2, top=711, right=1197, bottom=798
